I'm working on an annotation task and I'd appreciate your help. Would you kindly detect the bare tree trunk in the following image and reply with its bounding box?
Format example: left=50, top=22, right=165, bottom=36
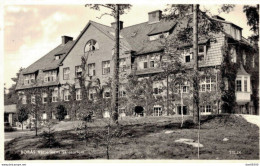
left=111, top=4, right=120, bottom=124
left=22, top=122, right=23, bottom=131
left=181, top=85, right=184, bottom=128
left=166, top=75, right=169, bottom=116
left=193, top=4, right=200, bottom=159
left=35, top=108, right=38, bottom=136
left=193, top=4, right=199, bottom=124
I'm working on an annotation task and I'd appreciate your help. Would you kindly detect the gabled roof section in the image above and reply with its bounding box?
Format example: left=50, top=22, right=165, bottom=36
left=60, top=20, right=132, bottom=64
left=22, top=40, right=75, bottom=74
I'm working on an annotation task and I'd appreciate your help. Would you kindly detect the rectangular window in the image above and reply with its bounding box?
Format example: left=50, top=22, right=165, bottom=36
left=252, top=56, right=255, bottom=68
left=119, top=58, right=127, bottom=72
left=200, top=76, right=216, bottom=92
left=198, top=45, right=204, bottom=53
left=244, top=77, right=247, bottom=92
left=52, top=90, right=58, bottom=102
left=236, top=80, right=242, bottom=92
left=198, top=45, right=205, bottom=61
left=64, top=90, right=69, bottom=101
left=143, top=62, right=148, bottom=69
left=22, top=95, right=27, bottom=104
left=63, top=67, right=70, bottom=80
left=182, top=86, right=189, bottom=93
left=42, top=93, right=48, bottom=104
left=88, top=63, right=95, bottom=76
left=185, top=55, right=191, bottom=63
left=75, top=66, right=82, bottom=78
left=150, top=61, right=155, bottom=68
left=76, top=89, right=82, bottom=100
left=153, top=106, right=162, bottom=116
left=153, top=82, right=163, bottom=94
left=206, top=105, right=212, bottom=112
left=102, top=61, right=110, bottom=75
left=31, top=95, right=35, bottom=104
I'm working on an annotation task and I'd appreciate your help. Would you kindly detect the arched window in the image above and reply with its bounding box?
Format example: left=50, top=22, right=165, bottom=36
left=84, top=39, right=99, bottom=52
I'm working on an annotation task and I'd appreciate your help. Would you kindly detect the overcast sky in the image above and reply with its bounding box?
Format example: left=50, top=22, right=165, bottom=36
left=3, top=4, right=254, bottom=89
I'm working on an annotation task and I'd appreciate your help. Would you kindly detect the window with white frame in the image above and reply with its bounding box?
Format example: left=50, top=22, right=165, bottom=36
left=75, top=66, right=82, bottom=78
left=236, top=78, right=242, bottom=92
left=89, top=89, right=96, bottom=100
left=31, top=95, right=35, bottom=104
left=88, top=63, right=95, bottom=76
left=139, top=55, right=148, bottom=69
left=55, top=55, right=60, bottom=60
left=44, top=70, right=57, bottom=83
left=182, top=85, right=189, bottom=93
left=150, top=54, right=161, bottom=68
left=22, top=95, right=27, bottom=104
left=102, top=61, right=110, bottom=75
left=153, top=106, right=163, bottom=116
left=198, top=45, right=206, bottom=61
left=182, top=48, right=193, bottom=63
left=119, top=86, right=126, bottom=97
left=244, top=77, right=248, bottom=92
left=76, top=89, right=82, bottom=100
left=24, top=74, right=35, bottom=85
left=200, top=105, right=212, bottom=114
left=252, top=56, right=255, bottom=68
left=200, top=76, right=216, bottom=92
left=52, top=90, right=58, bottom=102
left=85, top=39, right=99, bottom=52
left=64, top=89, right=69, bottom=101
left=153, top=81, right=163, bottom=95
left=42, top=93, right=48, bottom=104
left=119, top=58, right=127, bottom=72
left=63, top=67, right=70, bottom=80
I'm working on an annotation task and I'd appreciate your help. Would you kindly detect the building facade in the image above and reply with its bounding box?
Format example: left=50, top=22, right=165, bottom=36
left=15, top=10, right=259, bottom=120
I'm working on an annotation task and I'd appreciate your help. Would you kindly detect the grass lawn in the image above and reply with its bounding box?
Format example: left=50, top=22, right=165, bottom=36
left=5, top=114, right=259, bottom=160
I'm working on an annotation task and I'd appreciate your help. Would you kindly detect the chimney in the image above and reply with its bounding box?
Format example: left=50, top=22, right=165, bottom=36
left=62, top=36, right=73, bottom=45
left=111, top=21, right=123, bottom=30
left=148, top=10, right=162, bottom=24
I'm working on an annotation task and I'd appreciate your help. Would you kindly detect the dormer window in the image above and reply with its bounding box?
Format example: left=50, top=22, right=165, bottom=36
left=149, top=32, right=169, bottom=41
left=44, top=70, right=57, bottom=83
left=198, top=45, right=206, bottom=61
left=182, top=48, right=193, bottom=63
left=24, top=74, right=35, bottom=85
left=55, top=55, right=60, bottom=60
left=85, top=39, right=99, bottom=52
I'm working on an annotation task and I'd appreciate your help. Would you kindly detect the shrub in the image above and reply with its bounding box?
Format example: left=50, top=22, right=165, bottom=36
left=40, top=121, right=60, bottom=148
left=182, top=119, right=195, bottom=128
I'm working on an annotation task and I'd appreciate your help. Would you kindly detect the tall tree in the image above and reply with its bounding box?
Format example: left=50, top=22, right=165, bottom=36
left=243, top=5, right=259, bottom=45
left=85, top=4, right=132, bottom=124
left=4, top=67, right=24, bottom=105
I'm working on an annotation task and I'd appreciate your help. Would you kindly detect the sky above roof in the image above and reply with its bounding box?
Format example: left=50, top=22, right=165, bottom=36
left=3, top=4, right=255, bottom=89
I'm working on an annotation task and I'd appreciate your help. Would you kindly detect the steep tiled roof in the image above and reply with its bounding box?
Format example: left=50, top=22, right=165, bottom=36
left=22, top=40, right=75, bottom=74
left=121, top=20, right=177, bottom=55
left=237, top=64, right=250, bottom=76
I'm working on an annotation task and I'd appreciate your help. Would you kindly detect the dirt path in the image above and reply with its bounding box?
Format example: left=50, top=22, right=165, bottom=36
left=237, top=114, right=260, bottom=128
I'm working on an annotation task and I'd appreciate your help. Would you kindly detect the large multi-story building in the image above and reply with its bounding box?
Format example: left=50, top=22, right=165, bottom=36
left=15, top=10, right=259, bottom=119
